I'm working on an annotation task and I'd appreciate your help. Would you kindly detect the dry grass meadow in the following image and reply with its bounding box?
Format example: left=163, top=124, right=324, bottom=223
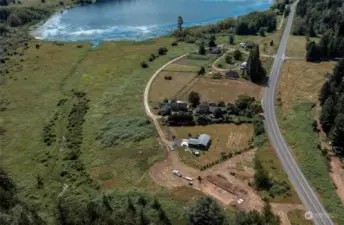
left=180, top=78, right=263, bottom=103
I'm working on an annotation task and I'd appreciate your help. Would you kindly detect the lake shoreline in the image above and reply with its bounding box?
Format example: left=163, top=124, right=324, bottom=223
left=31, top=0, right=273, bottom=43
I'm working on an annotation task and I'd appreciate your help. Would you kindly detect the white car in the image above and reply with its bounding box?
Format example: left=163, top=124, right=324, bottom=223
left=173, top=170, right=182, bottom=177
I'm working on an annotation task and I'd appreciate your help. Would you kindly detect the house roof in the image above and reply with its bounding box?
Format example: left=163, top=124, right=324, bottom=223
left=196, top=104, right=210, bottom=113
left=198, top=134, right=210, bottom=146
left=245, top=42, right=256, bottom=47
left=209, top=106, right=227, bottom=113
left=188, top=138, right=200, bottom=145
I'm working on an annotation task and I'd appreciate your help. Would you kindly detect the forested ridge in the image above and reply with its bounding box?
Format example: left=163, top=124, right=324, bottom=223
left=293, top=0, right=344, bottom=60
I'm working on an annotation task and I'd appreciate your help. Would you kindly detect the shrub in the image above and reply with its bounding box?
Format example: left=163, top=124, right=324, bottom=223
left=217, top=63, right=223, bottom=68
left=233, top=49, right=242, bottom=60
left=98, top=116, right=154, bottom=147
left=140, top=61, right=148, bottom=68
left=212, top=73, right=221, bottom=80
left=225, top=54, right=232, bottom=64
left=171, top=41, right=178, bottom=46
left=158, top=47, right=168, bottom=55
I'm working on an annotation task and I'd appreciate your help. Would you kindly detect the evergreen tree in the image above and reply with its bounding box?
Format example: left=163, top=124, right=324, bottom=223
left=259, top=27, right=265, bottom=37
left=188, top=91, right=201, bottom=107
left=320, top=96, right=335, bottom=133
left=246, top=45, right=266, bottom=83
left=306, top=41, right=318, bottom=61
left=208, top=35, right=217, bottom=48
left=335, top=94, right=344, bottom=114
left=177, top=16, right=183, bottom=31
left=186, top=196, right=225, bottom=225
left=332, top=113, right=344, bottom=147
left=198, top=66, right=205, bottom=75
left=308, top=20, right=316, bottom=37
left=319, top=81, right=331, bottom=106
left=228, top=33, right=234, bottom=44
left=199, top=43, right=206, bottom=55
left=332, top=58, right=344, bottom=86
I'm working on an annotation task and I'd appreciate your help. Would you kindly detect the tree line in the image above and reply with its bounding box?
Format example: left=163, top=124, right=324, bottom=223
left=174, top=10, right=277, bottom=43
left=319, top=59, right=344, bottom=149
left=292, top=0, right=344, bottom=61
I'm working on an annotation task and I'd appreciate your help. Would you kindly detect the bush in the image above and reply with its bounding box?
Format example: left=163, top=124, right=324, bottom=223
left=140, top=61, right=148, bottom=68
left=212, top=73, right=221, bottom=80
left=158, top=47, right=168, bottom=55
left=98, top=116, right=154, bottom=147
left=171, top=41, right=178, bottom=46
left=225, top=54, right=232, bottom=64
left=233, top=49, right=242, bottom=60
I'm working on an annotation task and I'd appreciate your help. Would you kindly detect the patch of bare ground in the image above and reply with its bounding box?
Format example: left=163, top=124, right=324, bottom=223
left=329, top=157, right=344, bottom=203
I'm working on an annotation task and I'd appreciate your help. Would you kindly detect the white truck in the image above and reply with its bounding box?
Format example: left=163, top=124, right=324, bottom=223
left=173, top=170, right=182, bottom=177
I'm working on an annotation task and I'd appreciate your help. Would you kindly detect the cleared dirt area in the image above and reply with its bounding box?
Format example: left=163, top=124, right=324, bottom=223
left=278, top=60, right=335, bottom=110
left=171, top=124, right=254, bottom=168
left=330, top=157, right=344, bottom=203
left=180, top=78, right=263, bottom=103
left=149, top=71, right=197, bottom=104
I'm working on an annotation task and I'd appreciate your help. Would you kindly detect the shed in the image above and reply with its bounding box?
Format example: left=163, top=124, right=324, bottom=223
left=211, top=47, right=221, bottom=54
left=245, top=42, right=256, bottom=49
left=171, top=102, right=188, bottom=112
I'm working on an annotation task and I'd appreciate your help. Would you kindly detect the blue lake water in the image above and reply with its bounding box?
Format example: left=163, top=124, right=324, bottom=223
left=33, top=0, right=273, bottom=42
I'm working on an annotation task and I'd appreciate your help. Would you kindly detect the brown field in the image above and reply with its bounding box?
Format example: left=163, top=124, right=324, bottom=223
left=180, top=78, right=263, bottom=103
left=171, top=124, right=254, bottom=168
left=149, top=71, right=197, bottom=104
left=286, top=35, right=320, bottom=57
left=278, top=60, right=335, bottom=110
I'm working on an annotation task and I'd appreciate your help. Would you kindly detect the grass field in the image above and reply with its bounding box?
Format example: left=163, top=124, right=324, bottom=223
left=180, top=78, right=263, bottom=103
left=277, top=61, right=344, bottom=224
left=171, top=124, right=253, bottom=168
left=215, top=50, right=248, bottom=70
left=255, top=142, right=300, bottom=204
left=286, top=35, right=320, bottom=57
left=0, top=37, right=197, bottom=223
left=278, top=60, right=335, bottom=110
left=149, top=71, right=197, bottom=104
left=287, top=210, right=313, bottom=225
left=163, top=63, right=200, bottom=72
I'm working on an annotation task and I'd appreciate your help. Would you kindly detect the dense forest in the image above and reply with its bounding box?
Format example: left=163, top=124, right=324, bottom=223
left=0, top=165, right=280, bottom=225
left=293, top=0, right=344, bottom=60
left=319, top=59, right=344, bottom=150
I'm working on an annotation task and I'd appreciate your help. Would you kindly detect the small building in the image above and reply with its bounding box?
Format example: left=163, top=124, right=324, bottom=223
left=159, top=104, right=171, bottom=116
left=240, top=62, right=247, bottom=70
left=245, top=42, right=256, bottom=49
left=170, top=102, right=188, bottom=112
left=211, top=47, right=221, bottom=54
left=195, top=104, right=210, bottom=114
left=226, top=70, right=238, bottom=79
left=188, top=134, right=211, bottom=149
left=240, top=42, right=246, bottom=48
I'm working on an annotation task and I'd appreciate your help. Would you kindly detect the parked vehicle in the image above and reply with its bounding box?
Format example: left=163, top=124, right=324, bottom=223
left=173, top=170, right=182, bottom=177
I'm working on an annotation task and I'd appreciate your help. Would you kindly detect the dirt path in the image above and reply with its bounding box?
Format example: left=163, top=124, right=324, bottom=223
left=329, top=157, right=344, bottom=203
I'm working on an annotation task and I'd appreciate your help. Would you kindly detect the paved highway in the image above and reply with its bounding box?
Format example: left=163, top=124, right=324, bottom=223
left=263, top=2, right=334, bottom=225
